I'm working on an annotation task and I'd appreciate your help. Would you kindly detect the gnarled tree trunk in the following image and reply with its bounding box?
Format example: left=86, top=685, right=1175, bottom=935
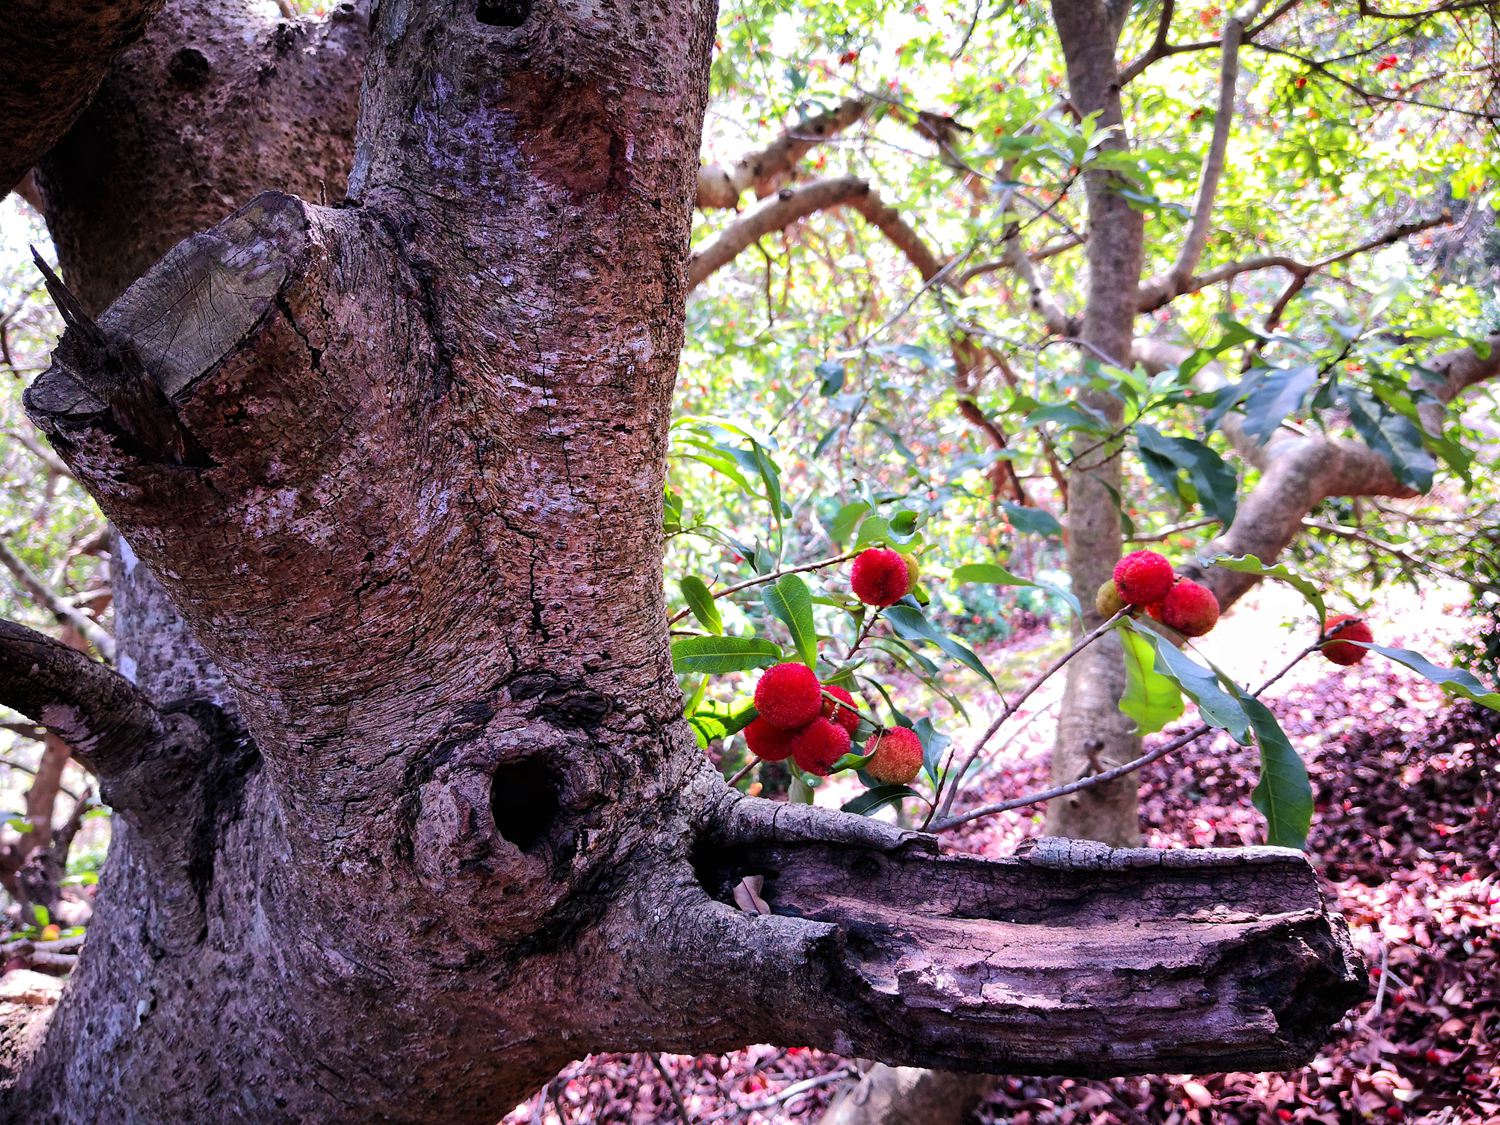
left=0, top=2, right=1363, bottom=1120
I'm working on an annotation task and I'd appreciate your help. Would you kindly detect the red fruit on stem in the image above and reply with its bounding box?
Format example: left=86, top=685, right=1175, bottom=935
left=1158, top=579, right=1220, bottom=637
left=821, top=685, right=860, bottom=735
left=866, top=727, right=924, bottom=786
left=850, top=548, right=911, bottom=607
left=1321, top=614, right=1374, bottom=666
left=753, top=663, right=823, bottom=730
left=1112, top=550, right=1176, bottom=606
left=743, top=718, right=795, bottom=762
left=790, top=718, right=852, bottom=777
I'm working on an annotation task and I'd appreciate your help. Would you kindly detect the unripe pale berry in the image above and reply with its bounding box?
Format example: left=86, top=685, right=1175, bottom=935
left=1321, top=614, right=1373, bottom=666
left=790, top=718, right=852, bottom=777
left=754, top=663, right=823, bottom=730
left=821, top=685, right=861, bottom=736
left=1112, top=550, right=1175, bottom=606
left=865, top=726, right=924, bottom=786
left=743, top=718, right=795, bottom=762
left=1157, top=579, right=1220, bottom=637
left=897, top=551, right=922, bottom=595
left=1095, top=578, right=1127, bottom=618
left=851, top=548, right=911, bottom=607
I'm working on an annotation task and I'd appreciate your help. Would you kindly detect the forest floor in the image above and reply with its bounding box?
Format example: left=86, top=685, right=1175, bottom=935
left=501, top=580, right=1499, bottom=1124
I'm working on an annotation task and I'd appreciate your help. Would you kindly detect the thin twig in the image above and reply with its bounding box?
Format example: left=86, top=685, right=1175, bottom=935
left=932, top=637, right=1319, bottom=832
left=647, top=1053, right=692, bottom=1125
left=927, top=608, right=1130, bottom=826
left=668, top=551, right=860, bottom=626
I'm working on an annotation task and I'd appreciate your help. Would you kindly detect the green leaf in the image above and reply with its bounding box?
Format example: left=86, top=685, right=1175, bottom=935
left=763, top=574, right=818, bottom=669
left=1117, top=624, right=1185, bottom=735
left=1240, top=364, right=1318, bottom=445
left=827, top=500, right=872, bottom=546
left=841, top=784, right=919, bottom=817
left=670, top=635, right=781, bottom=675
left=913, top=716, right=951, bottom=783
left=1210, top=554, right=1326, bottom=625
left=883, top=604, right=998, bottom=688
left=1243, top=694, right=1313, bottom=848
left=950, top=562, right=1082, bottom=619
left=1364, top=644, right=1500, bottom=711
left=679, top=576, right=722, bottom=635
left=816, top=360, right=846, bottom=396
left=788, top=773, right=815, bottom=805
left=1136, top=623, right=1251, bottom=741
left=1136, top=423, right=1238, bottom=525
left=1346, top=389, right=1436, bottom=492
left=1001, top=501, right=1063, bottom=539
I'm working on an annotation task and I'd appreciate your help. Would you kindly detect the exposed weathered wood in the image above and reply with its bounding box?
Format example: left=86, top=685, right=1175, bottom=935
left=695, top=810, right=1363, bottom=1076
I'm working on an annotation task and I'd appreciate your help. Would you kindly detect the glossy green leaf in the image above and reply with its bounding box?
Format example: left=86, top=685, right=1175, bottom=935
left=1346, top=389, right=1436, bottom=492
left=883, top=604, right=998, bottom=688
left=1137, top=623, right=1251, bottom=741
left=679, top=576, right=722, bottom=635
left=1365, top=644, right=1500, bottom=711
left=841, top=784, right=919, bottom=817
left=1117, top=624, right=1185, bottom=735
left=1240, top=364, right=1318, bottom=445
left=951, top=562, right=1081, bottom=619
left=670, top=635, right=780, bottom=675
left=1243, top=694, right=1313, bottom=848
left=1210, top=554, right=1326, bottom=625
left=763, top=574, right=818, bottom=668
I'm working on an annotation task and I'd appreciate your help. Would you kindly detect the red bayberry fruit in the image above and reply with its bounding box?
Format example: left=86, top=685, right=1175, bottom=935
left=821, top=685, right=860, bottom=736
left=790, top=718, right=852, bottom=776
left=743, top=717, right=795, bottom=762
left=1112, top=550, right=1175, bottom=606
left=1158, top=579, right=1220, bottom=637
left=1321, top=614, right=1374, bottom=666
left=754, top=663, right=823, bottom=730
left=850, top=548, right=911, bottom=607
left=866, top=727, right=924, bottom=785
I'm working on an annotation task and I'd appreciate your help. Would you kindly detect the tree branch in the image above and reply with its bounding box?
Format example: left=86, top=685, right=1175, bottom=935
left=1139, top=211, right=1452, bottom=311
left=1133, top=331, right=1500, bottom=609
left=0, top=619, right=161, bottom=776
left=669, top=803, right=1364, bottom=1075
left=697, top=98, right=870, bottom=210
left=1154, top=4, right=1264, bottom=299
left=0, top=539, right=114, bottom=663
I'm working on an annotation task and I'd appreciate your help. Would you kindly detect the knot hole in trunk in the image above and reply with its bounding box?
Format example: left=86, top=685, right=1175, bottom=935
left=491, top=759, right=558, bottom=851
left=476, top=0, right=530, bottom=26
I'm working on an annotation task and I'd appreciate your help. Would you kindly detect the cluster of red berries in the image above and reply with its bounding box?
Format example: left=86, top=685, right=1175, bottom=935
left=1102, top=550, right=1222, bottom=637
left=746, top=662, right=923, bottom=784
left=1101, top=549, right=1375, bottom=664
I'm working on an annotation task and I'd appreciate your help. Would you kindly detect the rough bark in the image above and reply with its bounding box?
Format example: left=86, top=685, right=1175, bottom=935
left=0, top=0, right=167, bottom=196
left=1045, top=0, right=1146, bottom=848
left=0, top=2, right=1365, bottom=1118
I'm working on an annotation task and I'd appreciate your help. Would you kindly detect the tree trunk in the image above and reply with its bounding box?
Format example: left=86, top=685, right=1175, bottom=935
left=1043, top=0, right=1147, bottom=848
left=0, top=2, right=1364, bottom=1119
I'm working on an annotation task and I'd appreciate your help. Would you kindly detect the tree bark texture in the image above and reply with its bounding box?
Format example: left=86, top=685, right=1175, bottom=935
left=1, top=2, right=1365, bottom=1119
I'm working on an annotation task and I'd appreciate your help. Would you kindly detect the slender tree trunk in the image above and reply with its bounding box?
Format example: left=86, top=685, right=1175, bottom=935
left=1043, top=0, right=1146, bottom=847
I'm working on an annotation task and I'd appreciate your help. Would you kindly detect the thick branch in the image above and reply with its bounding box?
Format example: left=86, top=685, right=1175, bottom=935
left=1134, top=332, right=1500, bottom=608
left=1155, top=4, right=1261, bottom=297
left=0, top=619, right=161, bottom=777
left=697, top=98, right=870, bottom=209
left=676, top=806, right=1364, bottom=1075
left=0, top=0, right=166, bottom=196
